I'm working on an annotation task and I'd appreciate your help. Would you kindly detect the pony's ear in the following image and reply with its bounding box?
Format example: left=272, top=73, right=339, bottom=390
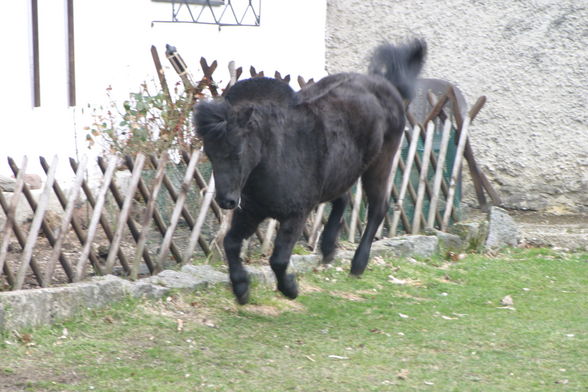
left=194, top=100, right=229, bottom=140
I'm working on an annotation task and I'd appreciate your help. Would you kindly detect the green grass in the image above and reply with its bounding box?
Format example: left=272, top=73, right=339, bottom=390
left=1, top=248, right=587, bottom=391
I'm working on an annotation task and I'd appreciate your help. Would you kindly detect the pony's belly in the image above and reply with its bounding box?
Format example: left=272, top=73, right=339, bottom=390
left=319, top=171, right=363, bottom=203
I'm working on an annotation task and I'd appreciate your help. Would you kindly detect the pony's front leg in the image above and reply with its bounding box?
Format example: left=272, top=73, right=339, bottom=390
left=270, top=216, right=306, bottom=299
left=224, top=209, right=264, bottom=304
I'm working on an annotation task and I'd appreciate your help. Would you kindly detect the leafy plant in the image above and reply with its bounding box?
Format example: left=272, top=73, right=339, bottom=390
left=86, top=82, right=199, bottom=157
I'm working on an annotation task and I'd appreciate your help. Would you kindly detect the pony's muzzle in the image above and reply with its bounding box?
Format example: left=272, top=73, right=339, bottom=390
left=216, top=195, right=239, bottom=210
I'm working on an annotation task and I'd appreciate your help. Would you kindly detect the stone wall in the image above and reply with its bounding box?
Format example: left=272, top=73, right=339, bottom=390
left=326, top=0, right=588, bottom=213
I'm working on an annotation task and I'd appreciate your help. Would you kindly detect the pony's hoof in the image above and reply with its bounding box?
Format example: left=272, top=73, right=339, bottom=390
left=349, top=265, right=366, bottom=277
left=277, top=274, right=298, bottom=300
left=232, top=281, right=250, bottom=305
left=321, top=251, right=336, bottom=264
left=235, top=289, right=250, bottom=305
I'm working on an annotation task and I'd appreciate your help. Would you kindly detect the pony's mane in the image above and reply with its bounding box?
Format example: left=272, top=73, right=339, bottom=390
left=194, top=100, right=229, bottom=141
left=225, top=77, right=296, bottom=106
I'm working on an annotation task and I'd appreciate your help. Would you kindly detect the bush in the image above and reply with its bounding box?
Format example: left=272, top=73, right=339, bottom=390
left=86, top=82, right=199, bottom=157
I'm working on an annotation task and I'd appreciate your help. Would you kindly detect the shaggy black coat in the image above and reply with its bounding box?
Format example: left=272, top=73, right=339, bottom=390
left=195, top=39, right=426, bottom=304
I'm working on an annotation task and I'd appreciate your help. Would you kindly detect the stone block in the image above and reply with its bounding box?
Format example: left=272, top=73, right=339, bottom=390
left=485, top=206, right=519, bottom=249
left=0, top=275, right=128, bottom=330
left=450, top=220, right=489, bottom=252
left=289, top=254, right=321, bottom=273
left=140, top=270, right=209, bottom=290
left=424, top=228, right=465, bottom=253
left=245, top=265, right=276, bottom=285
left=181, top=264, right=230, bottom=285
left=371, top=235, right=439, bottom=259
left=126, top=281, right=170, bottom=299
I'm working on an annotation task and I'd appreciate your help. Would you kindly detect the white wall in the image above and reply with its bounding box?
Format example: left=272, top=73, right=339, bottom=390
left=0, top=0, right=327, bottom=180
left=326, top=0, right=588, bottom=213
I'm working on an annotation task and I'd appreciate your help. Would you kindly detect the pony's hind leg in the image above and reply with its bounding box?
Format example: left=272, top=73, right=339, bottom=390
left=350, top=148, right=397, bottom=276
left=320, top=195, right=349, bottom=264
left=224, top=209, right=264, bottom=304
left=270, top=215, right=307, bottom=299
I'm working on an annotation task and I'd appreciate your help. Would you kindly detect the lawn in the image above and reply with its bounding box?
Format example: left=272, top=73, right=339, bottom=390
left=1, top=248, right=587, bottom=391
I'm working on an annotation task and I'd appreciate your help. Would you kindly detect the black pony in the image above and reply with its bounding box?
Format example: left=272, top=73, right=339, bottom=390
left=195, top=40, right=426, bottom=304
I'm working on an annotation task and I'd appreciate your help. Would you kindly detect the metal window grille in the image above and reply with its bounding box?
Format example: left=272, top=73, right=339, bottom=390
left=152, top=0, right=261, bottom=27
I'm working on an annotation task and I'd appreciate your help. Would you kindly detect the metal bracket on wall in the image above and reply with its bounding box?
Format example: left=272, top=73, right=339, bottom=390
left=152, top=0, right=261, bottom=27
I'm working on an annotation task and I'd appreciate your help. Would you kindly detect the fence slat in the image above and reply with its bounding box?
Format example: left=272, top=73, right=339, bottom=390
left=261, top=217, right=278, bottom=256
left=183, top=174, right=216, bottom=264
left=158, top=149, right=200, bottom=266
left=8, top=157, right=68, bottom=283
left=393, top=150, right=421, bottom=230
left=126, top=156, right=183, bottom=265
left=180, top=150, right=223, bottom=223
left=145, top=154, right=210, bottom=256
left=41, top=157, right=92, bottom=281
left=377, top=132, right=406, bottom=238
left=422, top=94, right=468, bottom=220
left=131, top=154, right=169, bottom=278
left=104, top=154, right=146, bottom=274
left=75, top=156, right=118, bottom=281
left=0, top=157, right=28, bottom=282
left=427, top=119, right=452, bottom=229
left=309, top=203, right=326, bottom=251
left=402, top=124, right=439, bottom=228
left=15, top=155, right=59, bottom=289
left=411, top=123, right=435, bottom=234
left=0, top=193, right=17, bottom=286
left=442, top=116, right=471, bottom=231
left=97, top=156, right=143, bottom=272
left=348, top=179, right=363, bottom=242
left=390, top=125, right=421, bottom=236
left=44, top=155, right=88, bottom=286
left=406, top=111, right=458, bottom=223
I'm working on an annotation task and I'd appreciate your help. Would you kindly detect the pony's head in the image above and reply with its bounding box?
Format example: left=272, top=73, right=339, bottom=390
left=194, top=77, right=294, bottom=209
left=194, top=99, right=264, bottom=209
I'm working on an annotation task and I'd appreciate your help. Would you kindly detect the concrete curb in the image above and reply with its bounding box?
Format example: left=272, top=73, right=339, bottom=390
left=0, top=255, right=330, bottom=331
left=3, top=227, right=516, bottom=332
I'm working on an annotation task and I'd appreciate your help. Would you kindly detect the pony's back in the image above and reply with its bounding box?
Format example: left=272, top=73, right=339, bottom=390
left=225, top=77, right=296, bottom=106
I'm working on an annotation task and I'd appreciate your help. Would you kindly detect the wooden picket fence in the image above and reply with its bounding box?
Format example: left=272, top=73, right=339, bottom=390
left=0, top=47, right=500, bottom=291
left=0, top=94, right=497, bottom=292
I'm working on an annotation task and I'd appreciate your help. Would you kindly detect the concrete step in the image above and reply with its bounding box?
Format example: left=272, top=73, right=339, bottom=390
left=512, top=212, right=588, bottom=251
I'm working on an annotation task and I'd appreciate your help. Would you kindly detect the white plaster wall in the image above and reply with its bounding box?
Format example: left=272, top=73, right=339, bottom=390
left=0, top=0, right=327, bottom=182
left=326, top=0, right=588, bottom=213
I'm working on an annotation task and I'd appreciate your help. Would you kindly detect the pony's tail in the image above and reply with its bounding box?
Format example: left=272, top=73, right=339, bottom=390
left=368, top=39, right=426, bottom=101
